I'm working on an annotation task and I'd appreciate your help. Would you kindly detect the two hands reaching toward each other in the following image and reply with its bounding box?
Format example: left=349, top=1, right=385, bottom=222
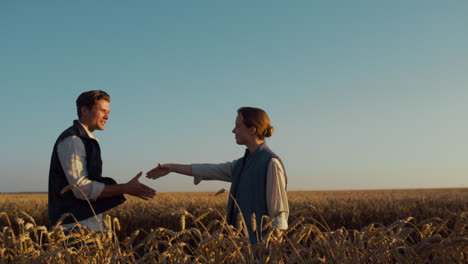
left=130, top=163, right=190, bottom=200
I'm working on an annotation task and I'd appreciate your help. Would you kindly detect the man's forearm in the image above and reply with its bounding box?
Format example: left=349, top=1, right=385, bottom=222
left=98, top=183, right=127, bottom=198
left=96, top=172, right=156, bottom=201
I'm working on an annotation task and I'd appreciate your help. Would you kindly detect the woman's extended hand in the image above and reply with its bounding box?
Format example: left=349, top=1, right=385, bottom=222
left=146, top=163, right=172, bottom=179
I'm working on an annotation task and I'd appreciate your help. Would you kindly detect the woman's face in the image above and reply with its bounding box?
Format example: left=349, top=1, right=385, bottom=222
left=232, top=114, right=253, bottom=145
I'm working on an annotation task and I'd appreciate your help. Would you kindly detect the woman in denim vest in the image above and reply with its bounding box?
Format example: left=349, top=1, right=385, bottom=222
left=146, top=107, right=288, bottom=244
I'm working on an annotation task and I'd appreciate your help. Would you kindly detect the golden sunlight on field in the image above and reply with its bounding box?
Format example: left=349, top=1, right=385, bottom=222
left=1, top=189, right=467, bottom=263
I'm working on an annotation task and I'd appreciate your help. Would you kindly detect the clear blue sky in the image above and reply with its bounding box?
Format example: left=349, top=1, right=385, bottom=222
left=1, top=1, right=467, bottom=192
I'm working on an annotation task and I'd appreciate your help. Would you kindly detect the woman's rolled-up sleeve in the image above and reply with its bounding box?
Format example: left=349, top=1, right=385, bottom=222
left=191, top=160, right=237, bottom=185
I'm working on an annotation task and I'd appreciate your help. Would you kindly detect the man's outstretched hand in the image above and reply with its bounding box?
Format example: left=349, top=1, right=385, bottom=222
left=125, top=172, right=156, bottom=200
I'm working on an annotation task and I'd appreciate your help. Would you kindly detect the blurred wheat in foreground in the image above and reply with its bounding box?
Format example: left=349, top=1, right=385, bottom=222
left=1, top=189, right=467, bottom=263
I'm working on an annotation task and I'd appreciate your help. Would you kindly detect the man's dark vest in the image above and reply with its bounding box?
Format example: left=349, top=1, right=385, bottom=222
left=226, top=142, right=287, bottom=244
left=48, top=120, right=125, bottom=226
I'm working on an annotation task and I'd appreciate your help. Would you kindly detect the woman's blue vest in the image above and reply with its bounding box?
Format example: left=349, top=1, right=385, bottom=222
left=226, top=142, right=286, bottom=244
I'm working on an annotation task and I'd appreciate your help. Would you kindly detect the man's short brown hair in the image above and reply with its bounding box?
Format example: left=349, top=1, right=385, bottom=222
left=76, top=90, right=111, bottom=118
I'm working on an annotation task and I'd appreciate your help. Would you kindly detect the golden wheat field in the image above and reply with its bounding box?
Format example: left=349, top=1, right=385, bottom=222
left=1, top=188, right=467, bottom=263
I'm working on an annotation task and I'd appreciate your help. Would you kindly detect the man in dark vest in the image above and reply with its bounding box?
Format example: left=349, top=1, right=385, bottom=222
left=48, top=90, right=156, bottom=231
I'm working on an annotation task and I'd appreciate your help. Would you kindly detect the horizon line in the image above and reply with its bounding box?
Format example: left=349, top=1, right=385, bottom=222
left=1, top=186, right=466, bottom=195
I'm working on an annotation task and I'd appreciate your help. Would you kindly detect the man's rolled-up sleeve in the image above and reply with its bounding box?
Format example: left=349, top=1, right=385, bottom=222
left=57, top=136, right=105, bottom=201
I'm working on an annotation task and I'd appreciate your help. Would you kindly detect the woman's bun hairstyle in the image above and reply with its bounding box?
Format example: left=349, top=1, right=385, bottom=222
left=237, top=107, right=274, bottom=140
left=264, top=125, right=274, bottom=138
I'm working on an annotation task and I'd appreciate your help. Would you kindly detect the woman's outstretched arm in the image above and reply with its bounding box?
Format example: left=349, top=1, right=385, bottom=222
left=146, top=163, right=193, bottom=179
left=146, top=161, right=236, bottom=184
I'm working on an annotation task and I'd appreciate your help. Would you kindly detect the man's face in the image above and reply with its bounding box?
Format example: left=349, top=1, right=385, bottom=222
left=81, top=99, right=110, bottom=132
